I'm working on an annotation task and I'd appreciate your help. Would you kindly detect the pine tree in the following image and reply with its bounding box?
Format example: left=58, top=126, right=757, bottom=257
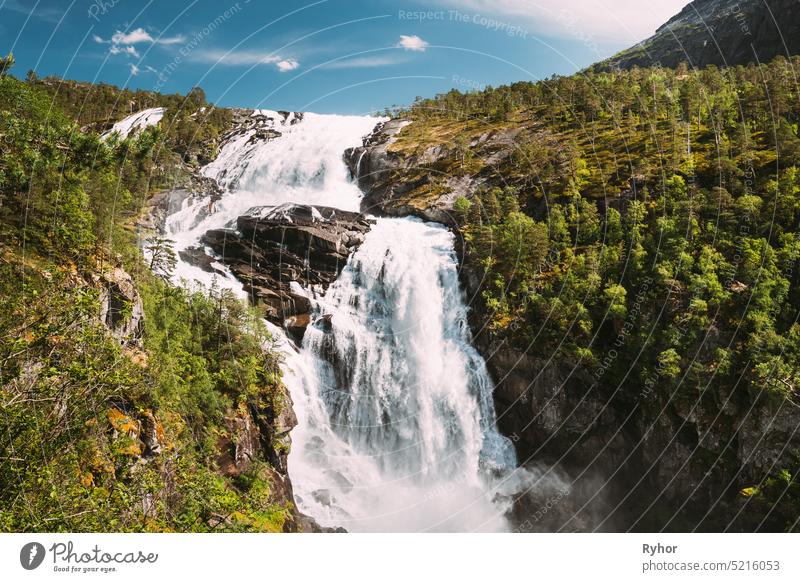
left=147, top=237, right=177, bottom=279
left=0, top=53, right=15, bottom=77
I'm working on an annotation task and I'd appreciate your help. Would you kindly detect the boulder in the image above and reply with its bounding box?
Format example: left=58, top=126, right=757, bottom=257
left=178, top=246, right=227, bottom=275
left=199, top=203, right=373, bottom=339
left=285, top=313, right=311, bottom=343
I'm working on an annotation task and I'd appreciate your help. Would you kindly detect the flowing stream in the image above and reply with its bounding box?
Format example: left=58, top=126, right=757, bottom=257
left=163, top=111, right=522, bottom=532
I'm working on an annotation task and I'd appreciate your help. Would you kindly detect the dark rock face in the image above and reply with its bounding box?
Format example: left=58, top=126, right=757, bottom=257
left=200, top=203, right=372, bottom=339
left=344, top=119, right=406, bottom=202
left=344, top=119, right=434, bottom=218
left=456, top=255, right=626, bottom=530
left=597, top=0, right=800, bottom=71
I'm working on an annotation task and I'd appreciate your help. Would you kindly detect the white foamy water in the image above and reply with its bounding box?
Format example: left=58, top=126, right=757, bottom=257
left=101, top=107, right=165, bottom=141
left=164, top=110, right=524, bottom=532
left=285, top=217, right=518, bottom=532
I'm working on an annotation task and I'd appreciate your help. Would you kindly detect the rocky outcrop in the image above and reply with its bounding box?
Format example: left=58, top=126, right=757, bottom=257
left=344, top=119, right=407, bottom=202
left=213, top=385, right=345, bottom=532
left=595, top=0, right=800, bottom=71
left=345, top=118, right=467, bottom=223
left=97, top=266, right=144, bottom=347
left=217, top=406, right=265, bottom=478
left=345, top=118, right=528, bottom=224
left=196, top=203, right=372, bottom=339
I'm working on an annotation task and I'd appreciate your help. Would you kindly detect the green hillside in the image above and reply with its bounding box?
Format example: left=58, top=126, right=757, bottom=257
left=378, top=57, right=800, bottom=530
left=0, top=69, right=300, bottom=532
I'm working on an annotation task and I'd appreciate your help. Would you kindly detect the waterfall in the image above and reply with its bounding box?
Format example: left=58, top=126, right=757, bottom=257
left=285, top=217, right=518, bottom=532
left=164, top=111, right=522, bottom=532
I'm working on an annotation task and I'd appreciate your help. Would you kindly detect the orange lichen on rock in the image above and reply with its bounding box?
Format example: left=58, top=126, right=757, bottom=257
left=107, top=407, right=139, bottom=436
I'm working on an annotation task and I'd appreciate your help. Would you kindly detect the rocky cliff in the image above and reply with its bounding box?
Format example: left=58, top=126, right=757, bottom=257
left=458, top=251, right=800, bottom=531
left=596, top=0, right=800, bottom=71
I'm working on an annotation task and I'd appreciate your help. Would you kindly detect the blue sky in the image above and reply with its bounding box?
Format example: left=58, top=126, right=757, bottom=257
left=1, top=0, right=688, bottom=114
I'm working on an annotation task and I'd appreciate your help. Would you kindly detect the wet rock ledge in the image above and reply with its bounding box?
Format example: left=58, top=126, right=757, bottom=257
left=187, top=203, right=373, bottom=340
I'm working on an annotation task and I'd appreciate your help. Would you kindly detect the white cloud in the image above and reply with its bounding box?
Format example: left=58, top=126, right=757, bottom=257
left=276, top=59, right=300, bottom=72
left=194, top=49, right=276, bottom=65
left=111, top=45, right=140, bottom=58
left=325, top=55, right=407, bottom=69
left=430, top=0, right=688, bottom=42
left=97, top=28, right=186, bottom=49
left=397, top=34, right=429, bottom=51
left=112, top=28, right=153, bottom=45
left=193, top=49, right=300, bottom=72
left=97, top=27, right=187, bottom=67
left=156, top=35, right=187, bottom=46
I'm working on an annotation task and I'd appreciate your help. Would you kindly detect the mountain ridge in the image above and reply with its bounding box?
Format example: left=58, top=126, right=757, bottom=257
left=595, top=0, right=800, bottom=71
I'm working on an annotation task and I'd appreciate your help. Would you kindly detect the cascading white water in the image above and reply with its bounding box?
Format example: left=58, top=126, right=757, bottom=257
left=164, top=111, right=524, bottom=532
left=164, top=112, right=378, bottom=291
left=101, top=107, right=165, bottom=141
left=285, top=217, right=518, bottom=532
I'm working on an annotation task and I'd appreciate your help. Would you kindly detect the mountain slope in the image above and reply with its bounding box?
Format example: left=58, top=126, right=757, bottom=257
left=0, top=74, right=319, bottom=532
left=595, top=0, right=800, bottom=71
left=348, top=57, right=800, bottom=531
